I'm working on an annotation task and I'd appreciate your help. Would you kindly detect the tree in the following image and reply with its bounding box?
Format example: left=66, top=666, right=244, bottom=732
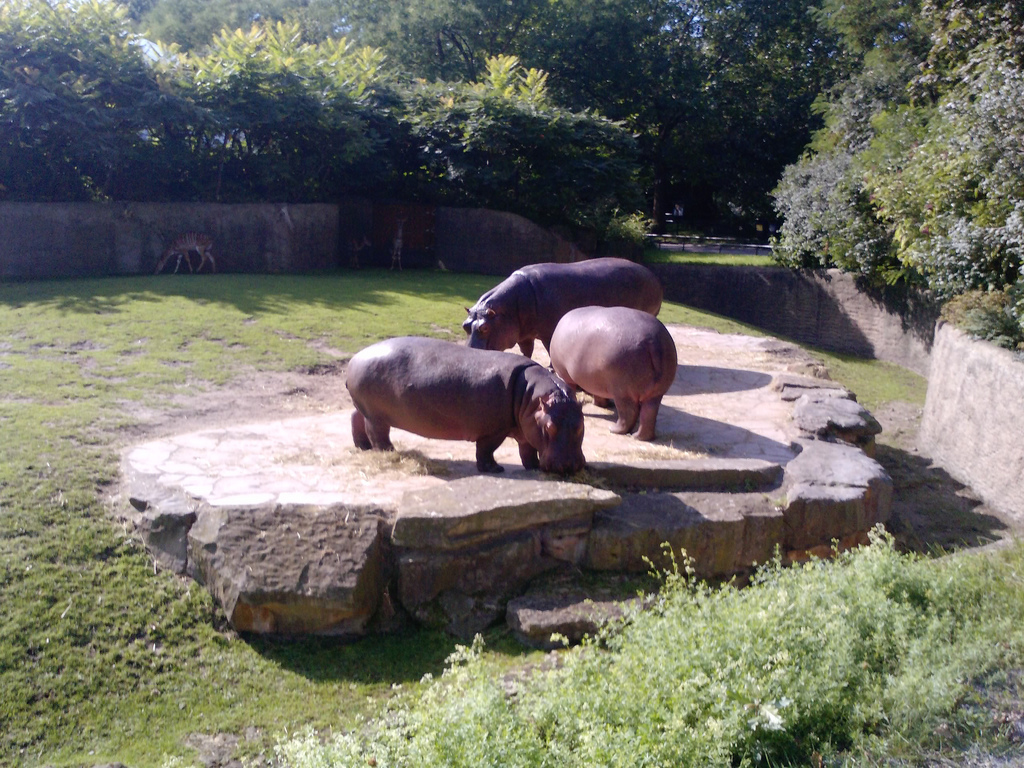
left=403, top=55, right=641, bottom=229
left=512, top=0, right=843, bottom=233
left=0, top=0, right=189, bottom=201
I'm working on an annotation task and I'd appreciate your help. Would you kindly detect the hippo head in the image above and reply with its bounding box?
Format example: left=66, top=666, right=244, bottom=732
left=463, top=305, right=520, bottom=352
left=531, top=389, right=586, bottom=475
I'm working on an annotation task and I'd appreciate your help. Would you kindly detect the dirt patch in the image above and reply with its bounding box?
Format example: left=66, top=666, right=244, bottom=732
left=114, top=364, right=353, bottom=446
left=871, top=399, right=1021, bottom=552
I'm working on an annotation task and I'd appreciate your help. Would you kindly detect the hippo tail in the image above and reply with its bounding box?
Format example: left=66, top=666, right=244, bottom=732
left=645, top=338, right=663, bottom=382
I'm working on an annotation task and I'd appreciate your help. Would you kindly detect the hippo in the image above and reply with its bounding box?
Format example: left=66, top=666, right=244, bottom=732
left=346, top=336, right=586, bottom=475
left=548, top=306, right=678, bottom=441
left=463, top=258, right=663, bottom=358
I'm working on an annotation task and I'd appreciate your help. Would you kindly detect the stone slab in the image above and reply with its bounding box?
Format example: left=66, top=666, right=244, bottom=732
left=586, top=458, right=783, bottom=491
left=584, top=491, right=785, bottom=577
left=507, top=592, right=642, bottom=650
left=392, top=476, right=620, bottom=550
left=187, top=502, right=386, bottom=636
left=783, top=439, right=892, bottom=551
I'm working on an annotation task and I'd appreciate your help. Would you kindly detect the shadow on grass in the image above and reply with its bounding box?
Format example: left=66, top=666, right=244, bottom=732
left=0, top=270, right=497, bottom=318
left=877, top=443, right=1009, bottom=553
left=245, top=624, right=532, bottom=685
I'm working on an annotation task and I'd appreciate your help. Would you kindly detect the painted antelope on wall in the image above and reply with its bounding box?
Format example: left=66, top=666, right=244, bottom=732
left=155, top=232, right=216, bottom=274
left=348, top=235, right=371, bottom=269
left=389, top=220, right=405, bottom=271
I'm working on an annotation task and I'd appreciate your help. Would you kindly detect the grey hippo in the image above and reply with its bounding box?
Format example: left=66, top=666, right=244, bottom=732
left=549, top=306, right=678, bottom=441
left=463, top=257, right=663, bottom=357
left=346, top=336, right=586, bottom=474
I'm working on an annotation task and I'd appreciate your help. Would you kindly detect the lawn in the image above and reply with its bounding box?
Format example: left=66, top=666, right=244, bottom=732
left=642, top=247, right=776, bottom=267
left=0, top=271, right=967, bottom=766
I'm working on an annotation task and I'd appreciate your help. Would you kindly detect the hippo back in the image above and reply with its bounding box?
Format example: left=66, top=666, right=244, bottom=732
left=464, top=257, right=663, bottom=353
left=522, top=258, right=662, bottom=346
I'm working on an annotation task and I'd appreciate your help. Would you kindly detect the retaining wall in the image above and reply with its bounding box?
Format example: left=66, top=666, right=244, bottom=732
left=0, top=201, right=576, bottom=280
left=0, top=202, right=341, bottom=277
left=920, top=325, right=1024, bottom=522
left=649, top=263, right=939, bottom=376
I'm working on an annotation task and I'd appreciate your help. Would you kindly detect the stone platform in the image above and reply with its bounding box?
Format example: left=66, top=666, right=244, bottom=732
left=122, top=327, right=890, bottom=642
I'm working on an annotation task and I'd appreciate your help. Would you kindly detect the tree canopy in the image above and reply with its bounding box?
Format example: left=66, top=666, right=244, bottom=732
left=124, top=0, right=848, bottom=235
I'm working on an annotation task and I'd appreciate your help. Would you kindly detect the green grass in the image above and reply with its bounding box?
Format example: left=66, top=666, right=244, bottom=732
left=0, top=271, right=941, bottom=766
left=643, top=248, right=776, bottom=267
left=0, top=271, right=504, bottom=767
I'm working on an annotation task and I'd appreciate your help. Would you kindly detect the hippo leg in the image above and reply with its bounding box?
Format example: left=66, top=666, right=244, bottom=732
left=475, top=430, right=508, bottom=473
left=351, top=410, right=372, bottom=450
left=518, top=440, right=540, bottom=470
left=518, top=338, right=535, bottom=359
left=362, top=414, right=394, bottom=451
left=610, top=397, right=641, bottom=436
left=591, top=395, right=614, bottom=409
left=634, top=397, right=662, bottom=441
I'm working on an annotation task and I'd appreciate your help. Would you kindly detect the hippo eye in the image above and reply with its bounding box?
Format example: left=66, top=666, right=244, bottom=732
left=477, top=323, right=490, bottom=336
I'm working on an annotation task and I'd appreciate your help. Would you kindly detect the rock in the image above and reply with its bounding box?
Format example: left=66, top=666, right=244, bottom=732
left=507, top=591, right=642, bottom=650
left=792, top=394, right=882, bottom=453
left=586, top=458, right=783, bottom=491
left=187, top=502, right=386, bottom=636
left=783, top=439, right=892, bottom=552
left=773, top=373, right=853, bottom=402
left=391, top=476, right=621, bottom=637
left=392, top=475, right=620, bottom=550
left=584, top=491, right=785, bottom=577
left=135, top=506, right=197, bottom=574
left=396, top=532, right=554, bottom=638
left=122, top=455, right=201, bottom=574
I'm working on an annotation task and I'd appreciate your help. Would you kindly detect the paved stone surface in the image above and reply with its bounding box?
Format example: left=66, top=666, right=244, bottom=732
left=121, top=328, right=809, bottom=515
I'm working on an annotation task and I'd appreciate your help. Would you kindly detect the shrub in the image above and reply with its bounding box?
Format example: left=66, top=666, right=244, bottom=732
left=941, top=287, right=1024, bottom=351
left=273, top=532, right=1024, bottom=767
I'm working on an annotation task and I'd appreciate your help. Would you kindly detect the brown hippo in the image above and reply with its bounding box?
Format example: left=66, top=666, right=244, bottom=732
left=463, top=258, right=663, bottom=358
left=548, top=306, right=678, bottom=441
left=346, top=337, right=586, bottom=474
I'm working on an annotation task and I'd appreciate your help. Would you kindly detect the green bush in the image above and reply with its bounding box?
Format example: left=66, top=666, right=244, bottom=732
left=941, top=287, right=1024, bottom=351
left=273, top=532, right=1024, bottom=767
left=772, top=0, right=1024, bottom=307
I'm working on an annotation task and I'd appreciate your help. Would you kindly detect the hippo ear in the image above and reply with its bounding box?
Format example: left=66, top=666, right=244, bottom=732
left=484, top=308, right=497, bottom=318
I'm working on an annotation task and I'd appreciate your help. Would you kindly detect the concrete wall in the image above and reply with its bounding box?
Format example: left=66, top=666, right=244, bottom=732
left=920, top=325, right=1024, bottom=522
left=650, top=263, right=939, bottom=376
left=434, top=207, right=581, bottom=275
left=0, top=202, right=575, bottom=279
left=0, top=202, right=341, bottom=278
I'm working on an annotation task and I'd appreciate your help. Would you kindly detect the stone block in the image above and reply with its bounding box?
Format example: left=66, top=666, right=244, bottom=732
left=586, top=459, right=783, bottom=491
left=187, top=502, right=386, bottom=636
left=395, top=532, right=557, bottom=638
left=135, top=506, right=197, bottom=575
left=507, top=592, right=642, bottom=650
left=392, top=475, right=620, bottom=550
left=584, top=492, right=784, bottom=577
left=792, top=394, right=881, bottom=453
left=783, top=440, right=892, bottom=550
